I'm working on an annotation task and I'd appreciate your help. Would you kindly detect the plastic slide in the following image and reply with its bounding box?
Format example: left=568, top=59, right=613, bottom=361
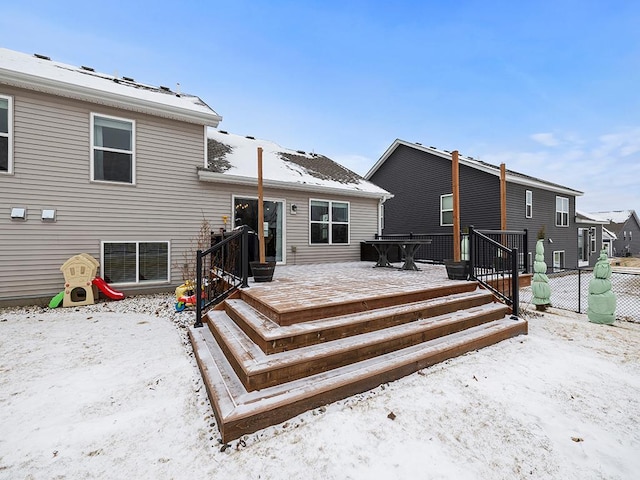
left=48, top=291, right=65, bottom=308
left=92, top=276, right=125, bottom=300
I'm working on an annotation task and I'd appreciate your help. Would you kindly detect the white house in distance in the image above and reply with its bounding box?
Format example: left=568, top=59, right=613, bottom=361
left=0, top=48, right=390, bottom=306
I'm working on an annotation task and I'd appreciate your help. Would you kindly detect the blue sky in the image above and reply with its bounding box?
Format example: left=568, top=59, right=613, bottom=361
left=2, top=0, right=638, bottom=214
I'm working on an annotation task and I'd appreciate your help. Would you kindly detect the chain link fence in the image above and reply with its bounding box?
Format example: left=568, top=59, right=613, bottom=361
left=520, top=268, right=640, bottom=322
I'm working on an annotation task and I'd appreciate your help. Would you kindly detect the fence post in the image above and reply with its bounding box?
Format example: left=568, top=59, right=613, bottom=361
left=195, top=249, right=203, bottom=328
left=468, top=225, right=475, bottom=279
left=511, top=247, right=519, bottom=316
left=523, top=228, right=529, bottom=273
left=578, top=268, right=581, bottom=314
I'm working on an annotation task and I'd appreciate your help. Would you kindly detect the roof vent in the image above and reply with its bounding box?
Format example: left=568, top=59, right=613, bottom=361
left=296, top=150, right=306, bottom=154
left=112, top=78, right=120, bottom=83
left=219, top=130, right=228, bottom=134
left=34, top=53, right=51, bottom=61
left=159, top=85, right=171, bottom=92
left=245, top=135, right=255, bottom=140
left=122, top=76, right=135, bottom=82
left=430, top=146, right=436, bottom=149
left=80, top=65, right=95, bottom=72
left=415, top=142, right=422, bottom=145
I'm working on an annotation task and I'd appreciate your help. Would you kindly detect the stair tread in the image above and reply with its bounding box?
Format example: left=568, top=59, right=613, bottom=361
left=225, top=288, right=495, bottom=341
left=190, top=316, right=527, bottom=433
left=209, top=301, right=510, bottom=375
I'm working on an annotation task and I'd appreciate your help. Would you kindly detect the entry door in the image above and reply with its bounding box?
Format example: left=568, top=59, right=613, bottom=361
left=577, top=228, right=589, bottom=265
left=233, top=197, right=284, bottom=263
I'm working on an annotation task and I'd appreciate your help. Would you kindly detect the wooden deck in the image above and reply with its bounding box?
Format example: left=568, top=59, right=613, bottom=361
left=190, top=262, right=528, bottom=443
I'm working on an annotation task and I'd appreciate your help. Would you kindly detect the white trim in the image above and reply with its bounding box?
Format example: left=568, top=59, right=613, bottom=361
left=100, top=240, right=171, bottom=286
left=0, top=65, right=222, bottom=126
left=232, top=195, right=287, bottom=264
left=525, top=190, right=532, bottom=218
left=198, top=169, right=392, bottom=200
left=440, top=193, right=453, bottom=227
left=309, top=198, right=351, bottom=246
left=555, top=196, right=569, bottom=227
left=553, top=250, right=565, bottom=272
left=0, top=93, right=13, bottom=175
left=365, top=139, right=583, bottom=196
left=90, top=112, right=136, bottom=185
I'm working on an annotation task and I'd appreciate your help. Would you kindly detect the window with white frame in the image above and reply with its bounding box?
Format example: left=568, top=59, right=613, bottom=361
left=91, top=113, right=135, bottom=183
left=440, top=194, right=453, bottom=226
left=590, top=227, right=597, bottom=253
left=525, top=190, right=532, bottom=218
left=555, top=196, right=569, bottom=227
left=310, top=200, right=349, bottom=244
left=553, top=250, right=565, bottom=272
left=0, top=94, right=12, bottom=173
left=102, top=241, right=168, bottom=284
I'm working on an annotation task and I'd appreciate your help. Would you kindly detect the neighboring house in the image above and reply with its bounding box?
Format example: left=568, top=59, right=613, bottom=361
left=365, top=139, right=585, bottom=271
left=0, top=48, right=389, bottom=305
left=589, top=210, right=640, bottom=257
left=602, top=226, right=617, bottom=258
left=575, top=210, right=608, bottom=266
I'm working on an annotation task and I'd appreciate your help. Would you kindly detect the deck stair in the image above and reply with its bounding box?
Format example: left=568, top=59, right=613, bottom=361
left=189, top=280, right=527, bottom=443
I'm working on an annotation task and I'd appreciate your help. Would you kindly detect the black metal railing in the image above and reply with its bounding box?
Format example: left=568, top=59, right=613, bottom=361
left=194, top=225, right=250, bottom=327
left=469, top=226, right=522, bottom=315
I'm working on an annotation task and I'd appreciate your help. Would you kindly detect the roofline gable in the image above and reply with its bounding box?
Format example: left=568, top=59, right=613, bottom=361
left=366, top=139, right=583, bottom=197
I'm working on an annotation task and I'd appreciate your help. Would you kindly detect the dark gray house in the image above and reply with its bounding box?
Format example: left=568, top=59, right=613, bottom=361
left=365, top=140, right=585, bottom=270
left=589, top=210, right=640, bottom=257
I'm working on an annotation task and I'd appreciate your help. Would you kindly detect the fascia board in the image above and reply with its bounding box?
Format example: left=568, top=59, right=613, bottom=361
left=1, top=68, right=222, bottom=126
left=198, top=170, right=393, bottom=200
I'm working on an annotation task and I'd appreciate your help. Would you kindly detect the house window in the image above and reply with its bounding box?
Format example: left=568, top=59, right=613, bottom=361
left=525, top=190, right=532, bottom=218
left=590, top=227, right=597, bottom=254
left=0, top=94, right=12, bottom=174
left=310, top=199, right=349, bottom=244
left=555, top=196, right=569, bottom=227
left=440, top=194, right=453, bottom=226
left=91, top=113, right=135, bottom=183
left=102, top=241, right=169, bottom=284
left=553, top=250, right=565, bottom=272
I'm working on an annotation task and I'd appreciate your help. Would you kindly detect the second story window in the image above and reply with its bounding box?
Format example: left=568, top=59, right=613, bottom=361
left=555, top=196, right=569, bottom=227
left=91, top=113, right=135, bottom=184
left=441, top=194, right=453, bottom=226
left=525, top=190, right=532, bottom=218
left=0, top=95, right=12, bottom=174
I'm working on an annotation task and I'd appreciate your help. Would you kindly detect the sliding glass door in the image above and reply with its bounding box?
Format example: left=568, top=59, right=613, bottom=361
left=233, top=197, right=284, bottom=263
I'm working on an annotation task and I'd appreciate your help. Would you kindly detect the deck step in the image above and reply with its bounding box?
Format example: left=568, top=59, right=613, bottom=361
left=189, top=315, right=528, bottom=443
left=207, top=301, right=510, bottom=392
left=225, top=289, right=497, bottom=354
left=240, top=281, right=480, bottom=325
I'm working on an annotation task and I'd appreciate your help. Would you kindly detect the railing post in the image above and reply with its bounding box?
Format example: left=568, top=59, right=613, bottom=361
left=523, top=228, right=529, bottom=273
left=511, top=247, right=519, bottom=316
left=195, top=249, right=203, bottom=328
left=241, top=226, right=249, bottom=288
left=468, top=225, right=475, bottom=279
left=578, top=268, right=581, bottom=314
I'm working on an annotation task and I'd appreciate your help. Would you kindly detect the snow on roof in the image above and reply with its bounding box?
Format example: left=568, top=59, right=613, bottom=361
left=201, top=130, right=391, bottom=198
left=589, top=210, right=634, bottom=224
left=0, top=48, right=221, bottom=125
left=602, top=226, right=617, bottom=240
left=575, top=209, right=609, bottom=224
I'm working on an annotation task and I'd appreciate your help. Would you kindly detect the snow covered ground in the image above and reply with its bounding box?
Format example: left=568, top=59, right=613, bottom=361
left=1, top=279, right=639, bottom=479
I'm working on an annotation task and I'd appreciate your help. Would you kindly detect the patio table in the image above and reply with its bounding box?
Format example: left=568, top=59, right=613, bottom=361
left=364, top=239, right=432, bottom=271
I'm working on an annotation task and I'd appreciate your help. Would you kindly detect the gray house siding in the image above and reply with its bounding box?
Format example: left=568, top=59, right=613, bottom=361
left=368, top=142, right=581, bottom=269
left=613, top=217, right=640, bottom=256
left=1, top=85, right=381, bottom=304
left=371, top=145, right=501, bottom=234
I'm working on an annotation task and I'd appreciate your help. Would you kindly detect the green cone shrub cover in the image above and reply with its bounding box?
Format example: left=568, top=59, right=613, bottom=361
left=588, top=250, right=616, bottom=324
left=532, top=239, right=551, bottom=306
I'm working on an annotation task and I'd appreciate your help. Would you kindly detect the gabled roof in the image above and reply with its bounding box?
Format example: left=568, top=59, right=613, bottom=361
left=366, top=139, right=583, bottom=197
left=198, top=130, right=392, bottom=199
left=576, top=210, right=609, bottom=225
left=602, top=226, right=617, bottom=241
left=588, top=210, right=640, bottom=235
left=0, top=48, right=221, bottom=126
